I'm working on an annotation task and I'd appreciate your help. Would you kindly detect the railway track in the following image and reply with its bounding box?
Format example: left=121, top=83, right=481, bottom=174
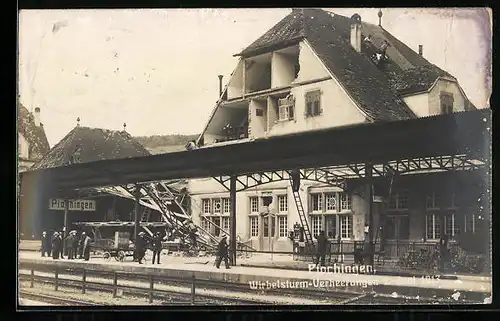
left=19, top=274, right=273, bottom=305
left=19, top=265, right=473, bottom=305
left=19, top=267, right=360, bottom=303
left=19, top=290, right=100, bottom=306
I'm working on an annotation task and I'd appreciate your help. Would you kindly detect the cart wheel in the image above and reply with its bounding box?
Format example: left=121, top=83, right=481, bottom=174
left=103, top=252, right=111, bottom=261
left=117, top=251, right=125, bottom=262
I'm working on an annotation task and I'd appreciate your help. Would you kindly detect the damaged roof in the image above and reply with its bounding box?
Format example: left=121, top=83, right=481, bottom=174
left=388, top=65, right=455, bottom=96
left=236, top=9, right=462, bottom=121
left=31, top=126, right=151, bottom=170
left=18, top=103, right=50, bottom=160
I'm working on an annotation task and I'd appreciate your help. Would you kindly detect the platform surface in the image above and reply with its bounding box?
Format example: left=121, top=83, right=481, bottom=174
left=19, top=250, right=491, bottom=301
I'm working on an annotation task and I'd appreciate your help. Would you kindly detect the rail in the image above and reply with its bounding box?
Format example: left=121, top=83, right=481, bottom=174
left=18, top=262, right=480, bottom=305
left=20, top=263, right=244, bottom=305
left=17, top=262, right=373, bottom=304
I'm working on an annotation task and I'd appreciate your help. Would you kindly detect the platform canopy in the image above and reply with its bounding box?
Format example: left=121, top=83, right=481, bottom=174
left=21, top=109, right=491, bottom=191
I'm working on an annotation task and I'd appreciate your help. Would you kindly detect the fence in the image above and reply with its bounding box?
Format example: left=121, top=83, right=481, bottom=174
left=21, top=264, right=200, bottom=305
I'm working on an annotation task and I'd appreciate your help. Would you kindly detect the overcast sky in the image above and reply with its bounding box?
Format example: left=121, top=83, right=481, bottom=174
left=18, top=8, right=492, bottom=147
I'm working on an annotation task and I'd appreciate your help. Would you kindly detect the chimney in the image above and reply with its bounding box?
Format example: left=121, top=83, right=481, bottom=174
left=418, top=45, right=423, bottom=56
left=34, top=107, right=41, bottom=127
left=350, top=14, right=362, bottom=52
left=218, top=75, right=223, bottom=97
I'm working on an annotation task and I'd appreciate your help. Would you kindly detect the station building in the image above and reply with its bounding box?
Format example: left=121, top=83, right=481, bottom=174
left=186, top=9, right=486, bottom=256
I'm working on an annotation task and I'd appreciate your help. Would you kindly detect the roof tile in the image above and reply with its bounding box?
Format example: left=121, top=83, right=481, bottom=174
left=31, top=126, right=151, bottom=170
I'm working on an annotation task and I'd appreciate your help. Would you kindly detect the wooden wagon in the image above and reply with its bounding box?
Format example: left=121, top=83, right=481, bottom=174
left=74, top=221, right=169, bottom=262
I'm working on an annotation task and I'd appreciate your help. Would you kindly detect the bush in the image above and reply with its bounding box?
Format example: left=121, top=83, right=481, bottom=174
left=396, top=249, right=438, bottom=271
left=448, top=248, right=485, bottom=274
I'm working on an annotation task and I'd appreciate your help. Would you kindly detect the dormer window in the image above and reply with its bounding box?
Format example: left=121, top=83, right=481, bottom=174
left=440, top=92, right=454, bottom=115
left=305, top=90, right=322, bottom=117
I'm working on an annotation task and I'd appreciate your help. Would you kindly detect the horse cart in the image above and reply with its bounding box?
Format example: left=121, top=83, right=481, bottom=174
left=74, top=221, right=169, bottom=262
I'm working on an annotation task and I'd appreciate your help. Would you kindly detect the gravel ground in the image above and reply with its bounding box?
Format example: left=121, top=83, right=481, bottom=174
left=19, top=269, right=331, bottom=305
left=19, top=281, right=157, bottom=305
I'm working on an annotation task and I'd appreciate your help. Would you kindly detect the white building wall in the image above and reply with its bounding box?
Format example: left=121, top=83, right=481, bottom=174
left=267, top=79, right=365, bottom=137
left=19, top=133, right=29, bottom=159
left=428, top=79, right=467, bottom=115
left=227, top=60, right=244, bottom=99
left=248, top=99, right=267, bottom=138
left=403, top=93, right=430, bottom=118
left=271, top=52, right=295, bottom=88
left=293, top=41, right=330, bottom=82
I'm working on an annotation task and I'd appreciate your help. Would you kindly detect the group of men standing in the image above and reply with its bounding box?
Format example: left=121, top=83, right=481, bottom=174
left=40, top=230, right=91, bottom=261
left=133, top=231, right=163, bottom=265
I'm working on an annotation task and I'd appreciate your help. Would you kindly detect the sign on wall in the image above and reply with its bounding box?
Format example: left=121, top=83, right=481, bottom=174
left=49, top=199, right=96, bottom=212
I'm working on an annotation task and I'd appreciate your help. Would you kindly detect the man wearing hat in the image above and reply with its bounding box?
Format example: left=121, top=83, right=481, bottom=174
left=40, top=231, right=51, bottom=257
left=65, top=230, right=76, bottom=260
left=151, top=232, right=163, bottom=265
left=215, top=236, right=230, bottom=269
left=51, top=232, right=62, bottom=260
left=78, top=232, right=86, bottom=259
left=135, top=232, right=147, bottom=264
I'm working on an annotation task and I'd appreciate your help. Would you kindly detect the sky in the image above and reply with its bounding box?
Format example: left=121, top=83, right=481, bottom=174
left=18, top=8, right=492, bottom=147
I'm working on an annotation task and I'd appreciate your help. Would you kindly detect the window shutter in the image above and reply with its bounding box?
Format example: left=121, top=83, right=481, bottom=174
left=289, top=106, right=294, bottom=120
left=305, top=102, right=312, bottom=116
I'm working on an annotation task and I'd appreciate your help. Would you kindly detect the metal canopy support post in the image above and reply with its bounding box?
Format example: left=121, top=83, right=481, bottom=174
left=134, top=185, right=141, bottom=241
left=63, top=199, right=69, bottom=255
left=366, top=162, right=374, bottom=265
left=230, top=176, right=237, bottom=266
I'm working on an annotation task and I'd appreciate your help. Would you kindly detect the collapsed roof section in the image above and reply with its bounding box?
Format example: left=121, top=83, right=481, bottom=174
left=31, top=126, right=151, bottom=170
left=234, top=8, right=468, bottom=121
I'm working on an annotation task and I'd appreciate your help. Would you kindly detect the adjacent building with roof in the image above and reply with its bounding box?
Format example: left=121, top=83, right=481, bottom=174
left=186, top=9, right=484, bottom=255
left=18, top=104, right=50, bottom=172
left=19, top=122, right=177, bottom=239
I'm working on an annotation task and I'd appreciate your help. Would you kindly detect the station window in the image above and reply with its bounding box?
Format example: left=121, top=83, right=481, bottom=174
left=426, top=213, right=441, bottom=240
left=339, top=192, right=351, bottom=211
left=387, top=190, right=409, bottom=210
left=339, top=214, right=353, bottom=239
left=310, top=215, right=323, bottom=238
left=212, top=199, right=222, bottom=214
left=278, top=195, right=288, bottom=213
left=278, top=216, right=288, bottom=238
left=444, top=212, right=459, bottom=239
left=310, top=194, right=323, bottom=213
left=249, top=216, right=259, bottom=237
left=222, top=217, right=230, bottom=234
left=249, top=196, right=259, bottom=213
left=325, top=193, right=336, bottom=211
left=222, top=198, right=231, bottom=214
left=201, top=217, right=210, bottom=232
left=385, top=215, right=410, bottom=240
left=464, top=213, right=479, bottom=234
left=202, top=199, right=211, bottom=215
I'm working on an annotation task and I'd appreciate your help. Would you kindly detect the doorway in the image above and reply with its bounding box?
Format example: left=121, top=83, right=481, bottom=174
left=259, top=213, right=276, bottom=251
